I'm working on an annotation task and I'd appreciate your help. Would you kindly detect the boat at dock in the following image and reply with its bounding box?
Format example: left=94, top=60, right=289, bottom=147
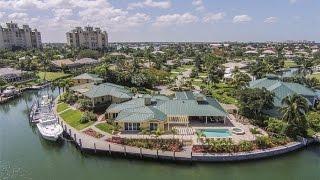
left=1, top=86, right=19, bottom=97
left=29, top=94, right=63, bottom=141
left=29, top=95, right=53, bottom=123
left=36, top=114, right=63, bottom=141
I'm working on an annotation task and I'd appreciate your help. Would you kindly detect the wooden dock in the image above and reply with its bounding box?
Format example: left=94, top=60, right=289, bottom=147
left=0, top=94, right=21, bottom=104
left=57, top=117, right=192, bottom=161
left=56, top=116, right=307, bottom=162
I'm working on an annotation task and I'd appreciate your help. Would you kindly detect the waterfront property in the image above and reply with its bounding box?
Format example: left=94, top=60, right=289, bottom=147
left=249, top=75, right=317, bottom=114
left=70, top=82, right=133, bottom=108
left=106, top=91, right=229, bottom=132
left=71, top=73, right=103, bottom=86
left=0, top=67, right=32, bottom=83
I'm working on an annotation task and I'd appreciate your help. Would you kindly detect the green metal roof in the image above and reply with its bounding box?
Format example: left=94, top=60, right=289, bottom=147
left=115, top=106, right=167, bottom=122
left=250, top=77, right=316, bottom=107
left=84, top=83, right=133, bottom=99
left=71, top=82, right=133, bottom=99
left=106, top=98, right=145, bottom=113
left=155, top=98, right=227, bottom=117
left=113, top=91, right=228, bottom=123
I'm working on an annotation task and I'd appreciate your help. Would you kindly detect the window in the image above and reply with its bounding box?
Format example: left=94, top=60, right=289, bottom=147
left=150, top=123, right=158, bottom=131
left=124, top=123, right=140, bottom=131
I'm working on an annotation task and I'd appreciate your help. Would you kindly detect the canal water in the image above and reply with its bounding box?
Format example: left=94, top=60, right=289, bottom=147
left=0, top=89, right=319, bottom=180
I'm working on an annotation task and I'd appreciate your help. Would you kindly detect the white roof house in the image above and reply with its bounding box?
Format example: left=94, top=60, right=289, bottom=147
left=262, top=50, right=276, bottom=55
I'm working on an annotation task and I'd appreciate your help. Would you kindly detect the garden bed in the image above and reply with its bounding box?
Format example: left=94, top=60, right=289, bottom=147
left=107, top=137, right=183, bottom=152
left=192, top=136, right=291, bottom=153
left=83, top=128, right=104, bottom=139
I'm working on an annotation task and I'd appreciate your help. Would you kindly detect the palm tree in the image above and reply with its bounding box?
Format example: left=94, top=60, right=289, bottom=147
left=171, top=128, right=178, bottom=139
left=281, top=94, right=309, bottom=137
left=196, top=130, right=205, bottom=143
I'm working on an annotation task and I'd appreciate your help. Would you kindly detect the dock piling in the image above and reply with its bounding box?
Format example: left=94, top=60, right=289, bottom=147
left=108, top=144, right=111, bottom=155
left=140, top=148, right=142, bottom=158
left=156, top=149, right=159, bottom=159
left=94, top=143, right=96, bottom=153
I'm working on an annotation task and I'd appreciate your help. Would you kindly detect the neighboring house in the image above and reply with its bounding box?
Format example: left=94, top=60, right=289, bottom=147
left=312, top=65, right=320, bottom=72
left=222, top=62, right=249, bottom=81
left=51, top=59, right=76, bottom=70
left=51, top=58, right=100, bottom=71
left=74, top=58, right=100, bottom=66
left=249, top=75, right=317, bottom=114
left=181, top=58, right=193, bottom=65
left=106, top=91, right=228, bottom=132
left=0, top=67, right=31, bottom=83
left=70, top=82, right=133, bottom=108
left=72, top=73, right=103, bottom=86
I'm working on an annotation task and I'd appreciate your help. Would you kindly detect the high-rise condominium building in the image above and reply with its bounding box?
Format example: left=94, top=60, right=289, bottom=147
left=0, top=22, right=42, bottom=49
left=66, top=26, right=108, bottom=49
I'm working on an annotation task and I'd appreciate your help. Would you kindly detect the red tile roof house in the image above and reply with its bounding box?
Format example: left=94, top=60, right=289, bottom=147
left=51, top=58, right=100, bottom=71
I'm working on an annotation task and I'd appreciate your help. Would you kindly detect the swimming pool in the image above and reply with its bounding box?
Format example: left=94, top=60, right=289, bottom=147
left=200, top=129, right=231, bottom=138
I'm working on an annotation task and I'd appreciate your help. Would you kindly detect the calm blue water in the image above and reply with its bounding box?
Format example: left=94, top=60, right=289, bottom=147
left=201, top=129, right=231, bottom=138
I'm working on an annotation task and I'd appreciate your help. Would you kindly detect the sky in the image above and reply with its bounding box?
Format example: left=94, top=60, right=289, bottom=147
left=0, top=0, right=319, bottom=43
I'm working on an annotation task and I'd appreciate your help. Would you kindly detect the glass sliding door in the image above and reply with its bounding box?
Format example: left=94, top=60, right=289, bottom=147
left=124, top=122, right=140, bottom=131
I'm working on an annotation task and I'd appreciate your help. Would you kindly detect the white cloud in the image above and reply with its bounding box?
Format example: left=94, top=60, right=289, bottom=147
left=203, top=12, right=225, bottom=23
left=192, top=0, right=202, bottom=6
left=8, top=12, right=29, bottom=19
left=233, top=15, right=252, bottom=23
left=192, top=0, right=205, bottom=12
left=153, top=13, right=198, bottom=27
left=53, top=8, right=73, bottom=18
left=0, top=12, right=5, bottom=18
left=264, top=17, right=278, bottom=24
left=128, top=0, right=171, bottom=10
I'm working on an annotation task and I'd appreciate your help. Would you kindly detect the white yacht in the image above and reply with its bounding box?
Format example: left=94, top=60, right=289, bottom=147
left=1, top=86, right=18, bottom=97
left=36, top=115, right=63, bottom=141
left=40, top=95, right=52, bottom=107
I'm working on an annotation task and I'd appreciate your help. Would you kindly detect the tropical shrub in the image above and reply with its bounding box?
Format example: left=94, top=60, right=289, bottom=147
left=270, top=135, right=290, bottom=146
left=108, top=138, right=183, bottom=152
left=80, top=111, right=97, bottom=124
left=250, top=127, right=261, bottom=135
left=266, top=118, right=287, bottom=134
left=206, top=139, right=235, bottom=153
left=255, top=136, right=273, bottom=149
left=237, top=141, right=255, bottom=152
left=79, top=114, right=89, bottom=124
left=61, top=92, right=78, bottom=104
left=306, top=111, right=320, bottom=132
left=77, top=99, right=92, bottom=111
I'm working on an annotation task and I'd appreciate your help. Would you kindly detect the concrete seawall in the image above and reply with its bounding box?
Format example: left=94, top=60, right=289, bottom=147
left=192, top=142, right=304, bottom=162
left=54, top=98, right=307, bottom=163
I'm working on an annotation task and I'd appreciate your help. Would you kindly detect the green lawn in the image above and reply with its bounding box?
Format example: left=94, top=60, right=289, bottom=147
left=60, top=109, right=93, bottom=130
left=284, top=60, right=297, bottom=68
left=309, top=73, right=320, bottom=81
left=95, top=123, right=116, bottom=134
left=37, top=71, right=71, bottom=81
left=57, top=103, right=70, bottom=113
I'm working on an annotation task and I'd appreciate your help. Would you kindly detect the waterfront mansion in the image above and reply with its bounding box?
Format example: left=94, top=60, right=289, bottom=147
left=106, top=91, right=228, bottom=132
left=70, top=73, right=229, bottom=132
